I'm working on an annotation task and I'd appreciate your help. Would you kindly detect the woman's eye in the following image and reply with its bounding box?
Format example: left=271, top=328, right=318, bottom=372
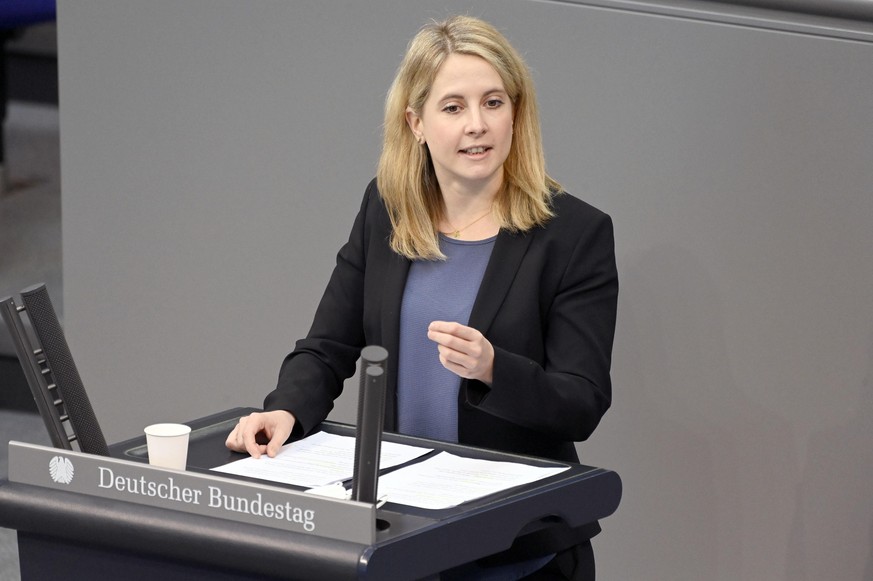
left=485, top=99, right=504, bottom=108
left=442, top=104, right=461, bottom=114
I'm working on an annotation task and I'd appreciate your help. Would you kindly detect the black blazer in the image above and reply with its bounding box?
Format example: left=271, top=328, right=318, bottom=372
left=265, top=178, right=618, bottom=464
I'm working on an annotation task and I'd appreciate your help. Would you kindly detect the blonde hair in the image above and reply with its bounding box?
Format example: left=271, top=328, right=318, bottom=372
left=377, top=15, right=559, bottom=260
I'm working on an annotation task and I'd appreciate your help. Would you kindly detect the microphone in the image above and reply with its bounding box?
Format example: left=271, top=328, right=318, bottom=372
left=351, top=345, right=389, bottom=504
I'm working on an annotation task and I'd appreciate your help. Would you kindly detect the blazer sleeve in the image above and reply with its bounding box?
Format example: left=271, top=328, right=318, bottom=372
left=262, top=184, right=376, bottom=437
left=466, top=206, right=618, bottom=444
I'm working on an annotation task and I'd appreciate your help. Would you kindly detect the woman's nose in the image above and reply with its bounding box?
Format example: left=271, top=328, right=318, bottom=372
left=465, top=110, right=487, bottom=135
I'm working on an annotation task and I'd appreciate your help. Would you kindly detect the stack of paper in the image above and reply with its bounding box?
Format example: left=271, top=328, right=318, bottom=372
left=212, top=432, right=569, bottom=510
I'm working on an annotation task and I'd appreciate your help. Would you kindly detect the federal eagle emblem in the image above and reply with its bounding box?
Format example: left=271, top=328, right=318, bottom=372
left=49, top=456, right=75, bottom=484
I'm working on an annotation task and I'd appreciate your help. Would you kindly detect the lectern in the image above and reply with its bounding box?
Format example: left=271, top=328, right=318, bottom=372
left=0, top=408, right=621, bottom=580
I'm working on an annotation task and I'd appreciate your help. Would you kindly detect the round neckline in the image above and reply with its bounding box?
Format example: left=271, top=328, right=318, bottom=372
left=438, top=233, right=498, bottom=245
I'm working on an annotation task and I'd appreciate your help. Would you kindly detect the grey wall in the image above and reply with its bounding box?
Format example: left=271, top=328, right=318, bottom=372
left=57, top=0, right=873, bottom=579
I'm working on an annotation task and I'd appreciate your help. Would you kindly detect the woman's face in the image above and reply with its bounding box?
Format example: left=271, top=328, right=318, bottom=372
left=407, top=53, right=513, bottom=197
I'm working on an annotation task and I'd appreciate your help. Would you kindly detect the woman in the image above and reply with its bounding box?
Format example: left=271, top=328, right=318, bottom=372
left=227, top=15, right=617, bottom=580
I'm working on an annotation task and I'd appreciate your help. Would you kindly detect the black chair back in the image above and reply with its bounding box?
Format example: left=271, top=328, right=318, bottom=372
left=0, top=283, right=109, bottom=455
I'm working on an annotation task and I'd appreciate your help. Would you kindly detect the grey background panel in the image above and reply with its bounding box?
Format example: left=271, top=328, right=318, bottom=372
left=57, top=0, right=873, bottom=579
left=553, top=0, right=873, bottom=41
left=695, top=0, right=873, bottom=22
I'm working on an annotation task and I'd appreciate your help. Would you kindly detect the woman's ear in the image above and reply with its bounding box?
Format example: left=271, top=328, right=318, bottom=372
left=406, top=107, right=424, bottom=143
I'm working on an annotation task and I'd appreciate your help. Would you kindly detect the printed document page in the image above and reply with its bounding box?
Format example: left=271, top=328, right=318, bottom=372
left=377, top=452, right=570, bottom=510
left=212, top=431, right=432, bottom=488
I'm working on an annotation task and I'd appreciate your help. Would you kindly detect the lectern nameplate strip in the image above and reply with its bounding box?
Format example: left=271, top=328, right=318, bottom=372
left=8, top=441, right=375, bottom=544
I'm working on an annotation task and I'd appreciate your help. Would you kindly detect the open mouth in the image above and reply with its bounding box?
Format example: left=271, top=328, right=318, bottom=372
left=459, top=146, right=491, bottom=155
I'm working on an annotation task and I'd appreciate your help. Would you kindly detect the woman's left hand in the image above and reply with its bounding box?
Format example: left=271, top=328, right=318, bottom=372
left=427, top=321, right=494, bottom=385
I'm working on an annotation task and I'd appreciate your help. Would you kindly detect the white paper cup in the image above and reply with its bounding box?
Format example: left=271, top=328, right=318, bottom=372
left=144, top=423, right=191, bottom=470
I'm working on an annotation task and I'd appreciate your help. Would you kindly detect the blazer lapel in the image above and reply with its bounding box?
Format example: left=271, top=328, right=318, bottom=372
left=468, top=229, right=533, bottom=334
left=379, top=250, right=410, bottom=431
left=380, top=252, right=410, bottom=357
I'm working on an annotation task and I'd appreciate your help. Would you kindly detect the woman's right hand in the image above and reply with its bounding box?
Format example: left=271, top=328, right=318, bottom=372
left=224, top=410, right=296, bottom=459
